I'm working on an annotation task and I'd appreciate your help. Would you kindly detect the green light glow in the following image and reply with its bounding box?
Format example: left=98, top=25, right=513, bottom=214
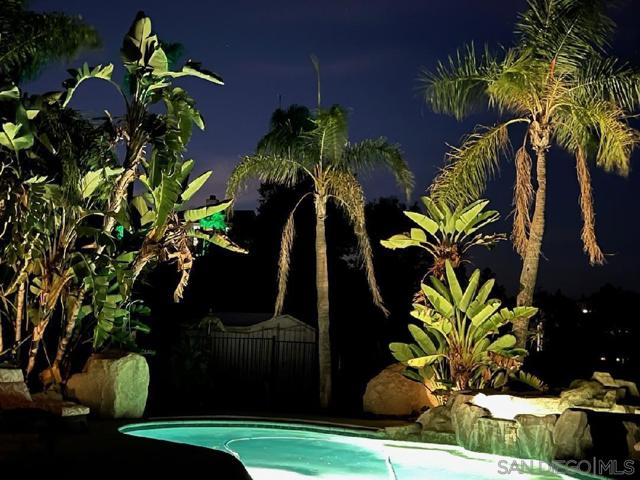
left=199, top=212, right=226, bottom=230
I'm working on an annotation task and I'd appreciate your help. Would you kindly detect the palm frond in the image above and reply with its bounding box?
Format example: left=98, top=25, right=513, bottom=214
left=555, top=99, right=635, bottom=176
left=419, top=43, right=498, bottom=120
left=0, top=6, right=100, bottom=82
left=342, top=138, right=414, bottom=200
left=327, top=171, right=388, bottom=316
left=570, top=56, right=640, bottom=112
left=512, top=143, right=533, bottom=257
left=485, top=49, right=542, bottom=115
left=225, top=154, right=308, bottom=201
left=430, top=121, right=522, bottom=206
left=274, top=193, right=312, bottom=316
left=311, top=105, right=349, bottom=164
left=575, top=147, right=605, bottom=265
left=516, top=0, right=614, bottom=67
left=257, top=104, right=315, bottom=156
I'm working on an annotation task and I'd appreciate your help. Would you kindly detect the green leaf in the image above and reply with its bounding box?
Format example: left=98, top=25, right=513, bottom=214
left=475, top=278, right=495, bottom=305
left=389, top=342, right=413, bottom=362
left=421, top=196, right=444, bottom=220
left=194, top=232, right=247, bottom=254
left=410, top=228, right=427, bottom=242
left=0, top=85, right=20, bottom=101
left=487, top=334, right=517, bottom=352
left=131, top=196, right=149, bottom=217
left=428, top=277, right=451, bottom=303
left=407, top=354, right=445, bottom=368
left=180, top=170, right=212, bottom=203
left=153, top=174, right=182, bottom=228
left=470, top=299, right=501, bottom=326
left=62, top=63, right=114, bottom=108
left=0, top=121, right=33, bottom=152
left=512, top=306, right=538, bottom=320
left=454, top=199, right=490, bottom=232
left=183, top=199, right=232, bottom=222
left=162, top=61, right=224, bottom=85
left=422, top=284, right=454, bottom=317
left=445, top=260, right=463, bottom=306
left=380, top=234, right=422, bottom=250
left=408, top=324, right=438, bottom=354
left=459, top=269, right=480, bottom=312
left=404, top=211, right=438, bottom=235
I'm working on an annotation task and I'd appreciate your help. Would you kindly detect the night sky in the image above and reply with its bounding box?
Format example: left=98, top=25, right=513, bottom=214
left=27, top=0, right=640, bottom=296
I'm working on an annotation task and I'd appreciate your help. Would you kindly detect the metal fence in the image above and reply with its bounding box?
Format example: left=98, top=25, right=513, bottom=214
left=184, top=331, right=318, bottom=407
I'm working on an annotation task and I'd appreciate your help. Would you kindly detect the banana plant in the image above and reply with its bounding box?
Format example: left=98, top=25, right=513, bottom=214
left=130, top=157, right=246, bottom=302
left=381, top=197, right=505, bottom=278
left=59, top=11, right=224, bottom=239
left=390, top=260, right=541, bottom=394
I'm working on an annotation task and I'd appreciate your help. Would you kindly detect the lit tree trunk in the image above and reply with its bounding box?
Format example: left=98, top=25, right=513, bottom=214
left=14, top=282, right=25, bottom=346
left=26, top=313, right=52, bottom=375
left=515, top=139, right=548, bottom=347
left=315, top=194, right=332, bottom=408
left=52, top=289, right=85, bottom=375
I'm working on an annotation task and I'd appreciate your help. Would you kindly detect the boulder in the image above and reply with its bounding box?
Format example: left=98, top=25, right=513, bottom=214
left=553, top=409, right=593, bottom=459
left=615, top=380, right=639, bottom=399
left=67, top=353, right=149, bottom=418
left=417, top=405, right=453, bottom=433
left=363, top=363, right=438, bottom=416
left=383, top=423, right=421, bottom=441
left=468, top=417, right=519, bottom=457
left=515, top=414, right=557, bottom=461
left=451, top=400, right=490, bottom=449
left=624, top=421, right=640, bottom=460
left=592, top=371, right=618, bottom=388
left=0, top=367, right=24, bottom=383
left=560, top=380, right=616, bottom=409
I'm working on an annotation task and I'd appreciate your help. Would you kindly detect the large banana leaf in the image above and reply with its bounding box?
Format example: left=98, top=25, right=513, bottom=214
left=62, top=63, right=114, bottom=107
left=183, top=199, right=233, bottom=222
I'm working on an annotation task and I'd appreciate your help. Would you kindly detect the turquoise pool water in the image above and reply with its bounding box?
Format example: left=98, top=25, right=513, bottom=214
left=120, top=420, right=584, bottom=480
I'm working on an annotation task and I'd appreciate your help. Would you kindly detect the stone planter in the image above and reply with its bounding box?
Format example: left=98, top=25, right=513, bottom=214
left=66, top=352, right=149, bottom=418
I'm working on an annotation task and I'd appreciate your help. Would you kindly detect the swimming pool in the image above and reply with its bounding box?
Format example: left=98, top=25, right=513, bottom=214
left=120, top=420, right=588, bottom=480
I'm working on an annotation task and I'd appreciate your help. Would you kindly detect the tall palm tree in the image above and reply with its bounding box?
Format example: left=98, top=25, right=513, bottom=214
left=419, top=0, right=640, bottom=347
left=0, top=0, right=100, bottom=83
left=227, top=66, right=413, bottom=407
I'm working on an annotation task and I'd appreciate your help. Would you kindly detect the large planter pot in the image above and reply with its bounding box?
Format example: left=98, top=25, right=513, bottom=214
left=66, top=352, right=149, bottom=418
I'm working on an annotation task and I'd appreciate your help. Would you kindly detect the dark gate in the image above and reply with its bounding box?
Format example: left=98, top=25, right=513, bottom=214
left=182, top=331, right=318, bottom=408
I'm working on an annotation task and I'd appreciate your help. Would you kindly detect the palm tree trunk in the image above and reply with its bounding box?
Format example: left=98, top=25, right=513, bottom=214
left=315, top=194, right=332, bottom=408
left=515, top=147, right=547, bottom=347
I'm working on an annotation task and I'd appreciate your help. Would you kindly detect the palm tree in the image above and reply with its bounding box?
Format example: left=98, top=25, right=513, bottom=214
left=0, top=0, right=100, bottom=83
left=419, top=0, right=640, bottom=346
left=227, top=64, right=413, bottom=407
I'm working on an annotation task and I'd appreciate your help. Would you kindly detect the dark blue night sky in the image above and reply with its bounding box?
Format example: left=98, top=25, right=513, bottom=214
left=27, top=0, right=640, bottom=296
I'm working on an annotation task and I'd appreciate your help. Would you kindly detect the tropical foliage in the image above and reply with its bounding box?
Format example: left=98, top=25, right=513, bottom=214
left=419, top=0, right=640, bottom=346
left=381, top=197, right=504, bottom=278
left=226, top=60, right=414, bottom=407
left=0, top=0, right=100, bottom=83
left=390, top=261, right=542, bottom=397
left=0, top=12, right=243, bottom=385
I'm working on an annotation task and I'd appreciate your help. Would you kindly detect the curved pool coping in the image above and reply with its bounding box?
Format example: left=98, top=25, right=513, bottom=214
left=119, top=417, right=606, bottom=480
